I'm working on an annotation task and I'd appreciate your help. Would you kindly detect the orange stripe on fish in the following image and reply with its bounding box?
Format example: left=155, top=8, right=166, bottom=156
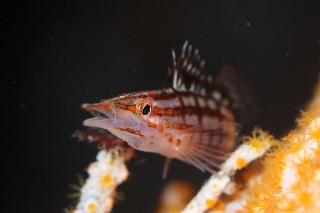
left=114, top=103, right=136, bottom=113
left=113, top=127, right=145, bottom=138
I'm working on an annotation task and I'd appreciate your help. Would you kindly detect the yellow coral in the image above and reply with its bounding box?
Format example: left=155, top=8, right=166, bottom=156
left=87, top=203, right=97, bottom=213
left=240, top=83, right=320, bottom=212
left=235, top=158, right=247, bottom=169
left=100, top=172, right=114, bottom=187
left=242, top=127, right=277, bottom=151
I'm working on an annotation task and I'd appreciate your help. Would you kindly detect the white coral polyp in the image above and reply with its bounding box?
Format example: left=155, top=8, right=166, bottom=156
left=74, top=147, right=130, bottom=213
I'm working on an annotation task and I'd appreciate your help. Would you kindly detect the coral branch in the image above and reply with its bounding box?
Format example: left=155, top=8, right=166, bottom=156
left=73, top=147, right=134, bottom=213
left=241, top=101, right=320, bottom=212
left=182, top=128, right=276, bottom=213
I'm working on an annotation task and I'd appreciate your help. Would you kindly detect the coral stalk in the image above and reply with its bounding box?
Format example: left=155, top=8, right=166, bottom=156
left=182, top=129, right=276, bottom=213
left=73, top=147, right=133, bottom=213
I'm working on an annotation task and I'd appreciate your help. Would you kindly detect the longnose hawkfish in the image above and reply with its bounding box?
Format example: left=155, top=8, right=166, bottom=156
left=82, top=41, right=256, bottom=178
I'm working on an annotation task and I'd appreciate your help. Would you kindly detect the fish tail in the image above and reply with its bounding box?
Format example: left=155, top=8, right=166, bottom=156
left=215, top=64, right=258, bottom=124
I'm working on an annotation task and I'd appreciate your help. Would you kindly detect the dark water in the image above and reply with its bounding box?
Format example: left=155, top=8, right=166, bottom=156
left=2, top=1, right=320, bottom=212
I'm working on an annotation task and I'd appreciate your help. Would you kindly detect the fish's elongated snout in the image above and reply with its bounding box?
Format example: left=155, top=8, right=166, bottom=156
left=81, top=100, right=143, bottom=143
left=81, top=101, right=118, bottom=130
left=81, top=102, right=115, bottom=117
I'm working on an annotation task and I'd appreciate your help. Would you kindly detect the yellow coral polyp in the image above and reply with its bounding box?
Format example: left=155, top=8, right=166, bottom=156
left=242, top=128, right=276, bottom=151
left=100, top=172, right=114, bottom=187
left=298, top=191, right=313, bottom=207
left=236, top=157, right=247, bottom=169
left=310, top=126, right=320, bottom=140
left=282, top=134, right=304, bottom=154
left=295, top=154, right=313, bottom=167
left=87, top=203, right=97, bottom=213
left=297, top=105, right=320, bottom=127
left=249, top=138, right=264, bottom=150
left=205, top=199, right=215, bottom=208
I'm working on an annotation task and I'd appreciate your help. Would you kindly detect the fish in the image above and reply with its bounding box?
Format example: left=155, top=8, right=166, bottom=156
left=81, top=41, right=256, bottom=178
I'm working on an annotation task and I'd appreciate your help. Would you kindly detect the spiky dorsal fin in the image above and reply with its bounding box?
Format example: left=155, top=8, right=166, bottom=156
left=169, top=40, right=212, bottom=94
left=169, top=41, right=258, bottom=123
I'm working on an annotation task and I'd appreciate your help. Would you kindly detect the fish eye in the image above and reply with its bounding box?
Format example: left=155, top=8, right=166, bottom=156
left=135, top=96, right=153, bottom=119
left=142, top=104, right=151, bottom=115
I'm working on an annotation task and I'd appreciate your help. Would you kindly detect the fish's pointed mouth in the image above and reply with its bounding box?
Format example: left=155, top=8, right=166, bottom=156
left=81, top=102, right=116, bottom=127
left=81, top=102, right=143, bottom=141
left=81, top=102, right=113, bottom=116
left=82, top=116, right=115, bottom=130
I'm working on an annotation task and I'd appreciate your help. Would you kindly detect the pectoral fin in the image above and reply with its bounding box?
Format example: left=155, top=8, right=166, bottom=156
left=162, top=157, right=172, bottom=179
left=175, top=122, right=241, bottom=173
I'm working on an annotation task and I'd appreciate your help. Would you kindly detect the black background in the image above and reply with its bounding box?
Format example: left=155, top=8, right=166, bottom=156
left=2, top=1, right=320, bottom=212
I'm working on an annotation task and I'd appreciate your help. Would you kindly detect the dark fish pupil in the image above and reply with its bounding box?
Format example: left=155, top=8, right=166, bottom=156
left=142, top=104, right=151, bottom=115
